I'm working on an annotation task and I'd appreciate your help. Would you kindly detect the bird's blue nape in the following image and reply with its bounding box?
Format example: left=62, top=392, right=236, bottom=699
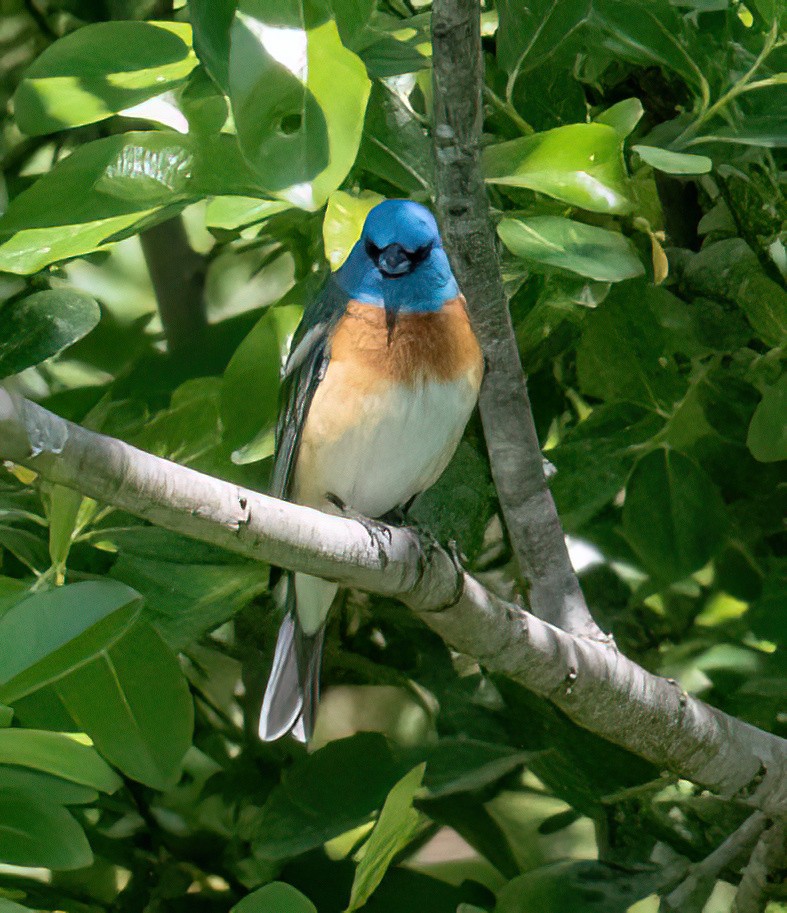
left=335, top=199, right=459, bottom=313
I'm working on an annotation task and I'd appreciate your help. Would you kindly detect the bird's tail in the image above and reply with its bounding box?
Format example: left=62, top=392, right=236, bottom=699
left=258, top=572, right=333, bottom=742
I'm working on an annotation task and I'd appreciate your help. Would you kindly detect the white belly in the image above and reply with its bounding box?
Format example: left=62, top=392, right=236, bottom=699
left=294, top=374, right=478, bottom=518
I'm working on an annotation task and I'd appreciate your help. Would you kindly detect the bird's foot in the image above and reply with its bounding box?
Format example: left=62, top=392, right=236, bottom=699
left=326, top=493, right=392, bottom=569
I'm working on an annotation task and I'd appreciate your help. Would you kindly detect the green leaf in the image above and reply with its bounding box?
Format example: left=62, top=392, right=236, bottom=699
left=360, top=36, right=429, bottom=77
left=594, top=98, right=643, bottom=139
left=623, top=448, right=728, bottom=582
left=14, top=21, right=196, bottom=135
left=0, top=729, right=121, bottom=793
left=0, top=765, right=99, bottom=806
left=498, top=217, right=644, bottom=282
left=0, top=290, right=100, bottom=379
left=0, top=789, right=92, bottom=870
left=549, top=404, right=665, bottom=530
left=229, top=1, right=371, bottom=209
left=232, top=883, right=317, bottom=913
left=190, top=0, right=237, bottom=91
left=682, top=239, right=787, bottom=347
left=345, top=764, right=425, bottom=912
left=747, top=374, right=787, bottom=463
left=323, top=189, right=384, bottom=270
left=221, top=301, right=305, bottom=460
left=55, top=620, right=194, bottom=789
left=414, top=739, right=533, bottom=798
left=251, top=733, right=408, bottom=858
left=632, top=144, right=712, bottom=174
left=0, top=897, right=34, bottom=913
left=496, top=859, right=665, bottom=913
left=576, top=283, right=686, bottom=411
left=0, top=580, right=143, bottom=704
left=106, top=527, right=268, bottom=649
left=358, top=82, right=433, bottom=192
left=484, top=123, right=632, bottom=215
left=205, top=196, right=291, bottom=230
left=0, top=131, right=261, bottom=274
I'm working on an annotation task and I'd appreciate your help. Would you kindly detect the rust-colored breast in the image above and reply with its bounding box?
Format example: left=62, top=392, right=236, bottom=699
left=330, top=296, right=483, bottom=387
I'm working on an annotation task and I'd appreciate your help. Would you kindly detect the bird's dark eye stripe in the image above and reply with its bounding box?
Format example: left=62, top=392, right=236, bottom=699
left=408, top=241, right=433, bottom=265
left=365, top=239, right=381, bottom=260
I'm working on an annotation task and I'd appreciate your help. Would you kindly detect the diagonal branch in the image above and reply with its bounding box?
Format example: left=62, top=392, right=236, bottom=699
left=1, top=389, right=785, bottom=817
left=430, top=0, right=604, bottom=640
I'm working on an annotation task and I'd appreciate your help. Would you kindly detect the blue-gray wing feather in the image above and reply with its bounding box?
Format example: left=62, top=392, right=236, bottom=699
left=269, top=277, right=349, bottom=500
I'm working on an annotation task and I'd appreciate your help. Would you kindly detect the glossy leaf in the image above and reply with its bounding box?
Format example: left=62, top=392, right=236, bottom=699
left=228, top=1, right=370, bottom=209
left=0, top=729, right=121, bottom=793
left=345, top=764, right=425, bottom=912
left=623, top=448, right=728, bottom=582
left=323, top=189, right=384, bottom=270
left=498, top=217, right=644, bottom=282
left=632, top=144, right=712, bottom=174
left=0, top=580, right=142, bottom=704
left=0, top=131, right=261, bottom=274
left=485, top=123, right=632, bottom=214
left=747, top=374, right=787, bottom=463
left=0, top=790, right=92, bottom=870
left=233, top=883, right=317, bottom=913
left=55, top=620, right=194, bottom=788
left=14, top=21, right=196, bottom=135
left=0, top=290, right=100, bottom=379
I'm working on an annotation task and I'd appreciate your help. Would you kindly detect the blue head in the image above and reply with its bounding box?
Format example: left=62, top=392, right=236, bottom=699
left=335, top=200, right=459, bottom=324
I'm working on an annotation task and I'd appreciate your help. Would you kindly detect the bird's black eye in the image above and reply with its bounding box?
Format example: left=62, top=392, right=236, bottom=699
left=408, top=241, right=433, bottom=266
left=365, top=239, right=382, bottom=261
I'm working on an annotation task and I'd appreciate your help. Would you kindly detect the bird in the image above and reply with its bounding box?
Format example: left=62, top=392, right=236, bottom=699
left=258, top=198, right=483, bottom=742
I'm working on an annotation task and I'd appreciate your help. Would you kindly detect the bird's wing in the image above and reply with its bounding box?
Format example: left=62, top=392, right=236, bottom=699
left=269, top=276, right=350, bottom=500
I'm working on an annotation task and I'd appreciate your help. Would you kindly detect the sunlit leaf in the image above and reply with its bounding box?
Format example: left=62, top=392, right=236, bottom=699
left=484, top=123, right=632, bottom=214
left=323, top=190, right=384, bottom=270
left=14, top=21, right=196, bottom=135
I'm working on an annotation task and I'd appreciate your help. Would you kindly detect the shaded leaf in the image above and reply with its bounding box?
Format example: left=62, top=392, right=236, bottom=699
left=747, top=374, right=787, bottom=463
left=498, top=217, right=644, bottom=283
left=233, top=882, right=317, bottom=913
left=0, top=290, right=100, bottom=380
left=623, top=448, right=728, bottom=582
left=0, top=789, right=92, bottom=870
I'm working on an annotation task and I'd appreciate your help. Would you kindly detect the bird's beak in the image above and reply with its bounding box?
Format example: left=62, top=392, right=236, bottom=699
left=377, top=243, right=412, bottom=278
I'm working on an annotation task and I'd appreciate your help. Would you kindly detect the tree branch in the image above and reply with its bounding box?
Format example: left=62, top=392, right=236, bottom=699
left=661, top=811, right=769, bottom=913
left=1, top=389, right=785, bottom=817
left=139, top=216, right=207, bottom=359
left=734, top=820, right=786, bottom=913
left=430, top=0, right=604, bottom=640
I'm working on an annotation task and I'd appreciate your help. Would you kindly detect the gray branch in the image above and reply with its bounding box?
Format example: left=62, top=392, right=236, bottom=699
left=1, top=389, right=785, bottom=818
left=661, top=812, right=769, bottom=913
left=430, top=0, right=604, bottom=640
left=734, top=820, right=786, bottom=913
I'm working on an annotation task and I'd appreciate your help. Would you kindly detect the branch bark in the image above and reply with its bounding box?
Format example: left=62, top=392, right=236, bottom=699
left=661, top=811, right=769, bottom=913
left=734, top=820, right=786, bottom=913
left=1, top=389, right=785, bottom=818
left=430, top=0, right=604, bottom=640
left=139, top=215, right=207, bottom=359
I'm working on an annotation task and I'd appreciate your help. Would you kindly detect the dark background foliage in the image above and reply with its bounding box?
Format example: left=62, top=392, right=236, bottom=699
left=0, top=0, right=784, bottom=910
